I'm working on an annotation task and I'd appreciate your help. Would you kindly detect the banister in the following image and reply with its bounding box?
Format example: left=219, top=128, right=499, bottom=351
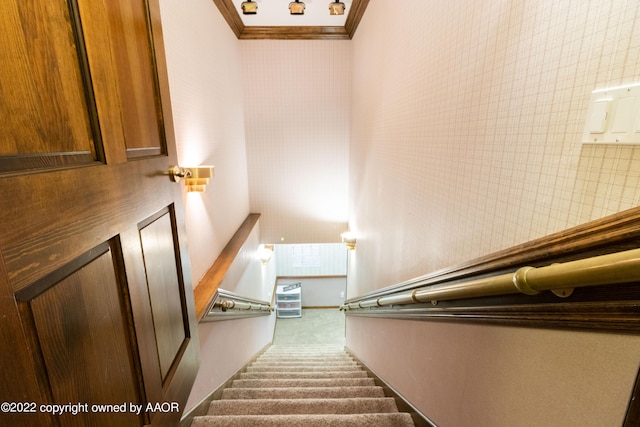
left=202, top=288, right=273, bottom=322
left=194, top=213, right=261, bottom=321
left=341, top=247, right=640, bottom=311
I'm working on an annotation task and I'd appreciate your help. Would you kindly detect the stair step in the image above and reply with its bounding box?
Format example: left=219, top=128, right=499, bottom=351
left=240, top=370, right=369, bottom=379
left=207, top=397, right=399, bottom=415
left=221, top=386, right=385, bottom=399
left=231, top=378, right=375, bottom=388
left=192, top=413, right=415, bottom=427
left=246, top=365, right=361, bottom=372
left=194, top=345, right=416, bottom=426
left=257, top=356, right=354, bottom=362
left=250, top=361, right=358, bottom=368
left=262, top=349, right=349, bottom=354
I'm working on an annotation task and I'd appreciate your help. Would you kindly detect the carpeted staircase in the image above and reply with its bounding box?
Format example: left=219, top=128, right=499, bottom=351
left=191, top=345, right=416, bottom=426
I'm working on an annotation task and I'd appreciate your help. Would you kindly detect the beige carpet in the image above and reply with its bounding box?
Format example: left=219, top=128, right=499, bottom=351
left=272, top=308, right=346, bottom=346
left=191, top=345, right=415, bottom=427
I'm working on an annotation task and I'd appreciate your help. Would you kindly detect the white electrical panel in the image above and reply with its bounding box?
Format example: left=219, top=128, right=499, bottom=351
left=582, top=82, right=640, bottom=145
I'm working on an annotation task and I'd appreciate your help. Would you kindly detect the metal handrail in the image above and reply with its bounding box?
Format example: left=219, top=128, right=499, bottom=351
left=341, top=247, right=640, bottom=311
left=203, top=288, right=273, bottom=321
left=219, top=299, right=272, bottom=312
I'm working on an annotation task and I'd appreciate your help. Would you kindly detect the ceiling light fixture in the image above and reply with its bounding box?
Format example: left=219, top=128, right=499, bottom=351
left=329, top=1, right=346, bottom=15
left=241, top=0, right=258, bottom=15
left=289, top=0, right=305, bottom=15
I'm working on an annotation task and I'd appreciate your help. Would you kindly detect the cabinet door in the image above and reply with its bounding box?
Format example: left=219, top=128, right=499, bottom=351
left=0, top=1, right=198, bottom=426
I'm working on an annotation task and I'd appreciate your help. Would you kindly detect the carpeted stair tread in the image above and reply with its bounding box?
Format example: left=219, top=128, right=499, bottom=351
left=231, top=377, right=375, bottom=388
left=259, top=352, right=352, bottom=357
left=207, top=397, right=400, bottom=415
left=262, top=354, right=348, bottom=357
left=192, top=345, right=415, bottom=426
left=246, top=365, right=361, bottom=372
left=252, top=359, right=358, bottom=366
left=240, top=370, right=369, bottom=379
left=221, top=385, right=385, bottom=399
left=249, top=361, right=358, bottom=368
left=192, top=413, right=415, bottom=427
left=256, top=358, right=354, bottom=363
left=267, top=350, right=347, bottom=352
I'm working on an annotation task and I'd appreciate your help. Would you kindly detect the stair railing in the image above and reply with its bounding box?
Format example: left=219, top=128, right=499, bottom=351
left=339, top=206, right=640, bottom=334
left=341, top=247, right=640, bottom=310
left=194, top=213, right=261, bottom=321
left=202, top=288, right=273, bottom=321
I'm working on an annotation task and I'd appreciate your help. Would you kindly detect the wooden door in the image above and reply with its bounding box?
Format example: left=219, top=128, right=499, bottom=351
left=0, top=1, right=199, bottom=426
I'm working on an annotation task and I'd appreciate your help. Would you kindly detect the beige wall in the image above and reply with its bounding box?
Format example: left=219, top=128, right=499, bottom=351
left=347, top=317, right=640, bottom=426
left=346, top=1, right=640, bottom=425
left=159, top=0, right=251, bottom=285
left=278, top=277, right=347, bottom=307
left=186, top=314, right=276, bottom=411
left=240, top=41, right=351, bottom=244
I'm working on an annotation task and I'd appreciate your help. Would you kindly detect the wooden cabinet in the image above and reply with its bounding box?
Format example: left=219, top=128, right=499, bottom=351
left=276, top=285, right=302, bottom=318
left=0, top=1, right=198, bottom=426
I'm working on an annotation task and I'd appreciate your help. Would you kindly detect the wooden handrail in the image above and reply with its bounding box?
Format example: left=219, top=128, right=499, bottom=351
left=194, top=213, right=260, bottom=321
left=341, top=247, right=640, bottom=310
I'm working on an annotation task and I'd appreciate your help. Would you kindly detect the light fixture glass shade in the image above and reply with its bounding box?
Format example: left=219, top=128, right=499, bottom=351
left=341, top=232, right=356, bottom=250
left=241, top=0, right=258, bottom=14
left=184, top=166, right=214, bottom=192
left=259, top=244, right=274, bottom=264
left=329, top=1, right=346, bottom=15
left=289, top=1, right=305, bottom=15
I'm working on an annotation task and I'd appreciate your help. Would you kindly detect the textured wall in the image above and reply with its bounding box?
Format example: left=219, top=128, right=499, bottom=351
left=159, top=0, right=250, bottom=285
left=241, top=41, right=351, bottom=244
left=275, top=243, right=348, bottom=277
left=346, top=1, right=640, bottom=425
left=348, top=0, right=640, bottom=296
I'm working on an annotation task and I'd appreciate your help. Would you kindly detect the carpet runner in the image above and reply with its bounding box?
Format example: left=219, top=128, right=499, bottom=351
left=191, top=345, right=416, bottom=426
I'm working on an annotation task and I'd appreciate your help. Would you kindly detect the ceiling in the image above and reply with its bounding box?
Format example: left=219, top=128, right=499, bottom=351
left=212, top=0, right=369, bottom=39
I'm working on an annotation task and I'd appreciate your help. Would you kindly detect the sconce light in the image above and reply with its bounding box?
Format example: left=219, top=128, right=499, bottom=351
left=329, top=1, right=346, bottom=15
left=241, top=0, right=258, bottom=15
left=168, top=165, right=214, bottom=192
left=341, top=232, right=356, bottom=250
left=289, top=0, right=305, bottom=15
left=259, top=244, right=274, bottom=265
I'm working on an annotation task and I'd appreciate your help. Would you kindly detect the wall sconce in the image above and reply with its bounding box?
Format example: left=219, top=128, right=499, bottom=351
left=168, top=165, right=214, bottom=192
left=289, top=0, right=305, bottom=15
left=259, top=244, right=274, bottom=265
left=341, top=232, right=356, bottom=250
left=329, top=1, right=346, bottom=15
left=241, top=0, right=258, bottom=15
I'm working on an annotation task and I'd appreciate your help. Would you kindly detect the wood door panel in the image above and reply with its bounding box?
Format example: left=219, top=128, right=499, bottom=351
left=16, top=241, right=143, bottom=427
left=139, top=208, right=190, bottom=384
left=0, top=254, right=52, bottom=427
left=101, top=0, right=165, bottom=159
left=0, top=0, right=101, bottom=173
left=0, top=0, right=199, bottom=425
left=0, top=156, right=177, bottom=295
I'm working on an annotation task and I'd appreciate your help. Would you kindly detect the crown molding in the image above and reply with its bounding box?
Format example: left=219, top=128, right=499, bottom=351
left=212, top=0, right=369, bottom=40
